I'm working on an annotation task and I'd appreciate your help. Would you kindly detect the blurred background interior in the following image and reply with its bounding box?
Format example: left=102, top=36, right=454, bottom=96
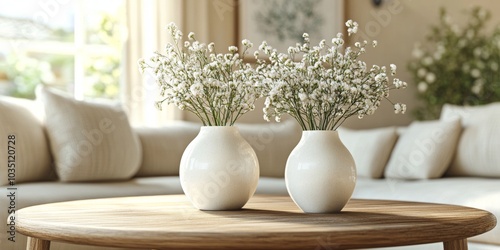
left=1, top=0, right=500, bottom=128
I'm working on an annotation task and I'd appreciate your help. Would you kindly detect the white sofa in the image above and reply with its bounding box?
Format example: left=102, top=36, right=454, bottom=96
left=1, top=90, right=499, bottom=250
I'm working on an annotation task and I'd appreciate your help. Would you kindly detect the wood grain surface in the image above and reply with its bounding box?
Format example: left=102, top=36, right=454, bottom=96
left=16, top=195, right=496, bottom=250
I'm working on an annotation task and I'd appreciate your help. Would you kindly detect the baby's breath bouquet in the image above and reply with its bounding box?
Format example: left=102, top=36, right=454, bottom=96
left=139, top=23, right=262, bottom=126
left=256, top=20, right=407, bottom=130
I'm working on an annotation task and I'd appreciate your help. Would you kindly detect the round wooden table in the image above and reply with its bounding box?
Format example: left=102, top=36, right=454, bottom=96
left=16, top=195, right=496, bottom=250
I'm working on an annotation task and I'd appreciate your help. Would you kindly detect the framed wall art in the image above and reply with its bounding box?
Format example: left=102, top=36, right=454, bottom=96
left=237, top=0, right=344, bottom=61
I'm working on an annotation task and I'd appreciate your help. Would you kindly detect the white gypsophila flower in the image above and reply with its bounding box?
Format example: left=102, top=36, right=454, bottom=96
left=189, top=82, right=203, bottom=97
left=372, top=40, right=378, bottom=47
left=394, top=103, right=406, bottom=114
left=346, top=20, right=359, bottom=36
left=256, top=19, right=406, bottom=130
left=390, top=64, right=397, bottom=76
left=393, top=78, right=407, bottom=89
left=473, top=47, right=482, bottom=57
left=412, top=48, right=423, bottom=59
left=208, top=43, right=215, bottom=52
left=425, top=73, right=436, bottom=84
left=331, top=37, right=344, bottom=46
left=174, top=30, right=182, bottom=40
left=417, top=68, right=427, bottom=78
left=188, top=32, right=195, bottom=40
left=418, top=82, right=428, bottom=93
left=319, top=39, right=326, bottom=48
left=374, top=73, right=386, bottom=83
left=422, top=56, right=433, bottom=66
left=138, top=23, right=263, bottom=126
left=471, top=68, right=481, bottom=78
left=471, top=79, right=484, bottom=95
left=241, top=39, right=251, bottom=47
left=228, top=46, right=238, bottom=53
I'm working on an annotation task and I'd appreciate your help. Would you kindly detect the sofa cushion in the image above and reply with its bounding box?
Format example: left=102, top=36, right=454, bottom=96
left=339, top=127, right=398, bottom=179
left=134, top=122, right=200, bottom=177
left=441, top=103, right=500, bottom=177
left=384, top=119, right=462, bottom=179
left=38, top=87, right=141, bottom=182
left=0, top=97, right=54, bottom=185
left=238, top=120, right=301, bottom=178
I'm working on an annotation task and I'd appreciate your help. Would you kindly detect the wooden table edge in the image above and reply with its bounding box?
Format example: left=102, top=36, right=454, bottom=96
left=15, top=195, right=497, bottom=250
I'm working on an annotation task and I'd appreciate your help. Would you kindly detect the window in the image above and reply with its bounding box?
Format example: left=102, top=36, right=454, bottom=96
left=0, top=0, right=126, bottom=100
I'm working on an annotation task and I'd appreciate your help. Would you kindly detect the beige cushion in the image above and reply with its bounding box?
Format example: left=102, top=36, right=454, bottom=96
left=134, top=122, right=201, bottom=176
left=237, top=120, right=302, bottom=178
left=441, top=103, right=500, bottom=177
left=39, top=87, right=141, bottom=182
left=0, top=97, right=53, bottom=185
left=339, top=127, right=398, bottom=179
left=384, top=119, right=462, bottom=179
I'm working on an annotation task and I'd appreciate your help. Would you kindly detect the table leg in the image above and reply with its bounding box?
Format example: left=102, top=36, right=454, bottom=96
left=27, top=237, right=50, bottom=250
left=443, top=239, right=467, bottom=250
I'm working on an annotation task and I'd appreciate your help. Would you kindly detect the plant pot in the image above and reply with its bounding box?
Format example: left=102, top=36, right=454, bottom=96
left=180, top=126, right=259, bottom=210
left=285, top=130, right=356, bottom=213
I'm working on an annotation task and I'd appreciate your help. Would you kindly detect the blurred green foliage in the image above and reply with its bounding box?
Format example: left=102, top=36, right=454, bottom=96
left=408, top=7, right=500, bottom=120
left=84, top=13, right=123, bottom=99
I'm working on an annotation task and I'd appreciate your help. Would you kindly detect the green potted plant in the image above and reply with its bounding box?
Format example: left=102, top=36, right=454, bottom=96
left=408, top=7, right=500, bottom=120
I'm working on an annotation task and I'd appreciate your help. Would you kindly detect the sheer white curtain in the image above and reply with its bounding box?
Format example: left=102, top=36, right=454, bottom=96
left=123, top=0, right=185, bottom=126
left=122, top=0, right=236, bottom=126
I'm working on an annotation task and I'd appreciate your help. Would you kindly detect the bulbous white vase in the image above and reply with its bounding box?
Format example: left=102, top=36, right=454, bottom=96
left=285, top=130, right=356, bottom=213
left=180, top=126, right=259, bottom=210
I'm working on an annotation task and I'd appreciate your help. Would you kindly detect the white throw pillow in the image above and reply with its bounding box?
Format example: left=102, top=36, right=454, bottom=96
left=338, top=127, right=398, bottom=179
left=384, top=119, right=462, bottom=179
left=0, top=97, right=54, bottom=185
left=135, top=122, right=201, bottom=177
left=39, top=87, right=142, bottom=182
left=441, top=103, right=500, bottom=177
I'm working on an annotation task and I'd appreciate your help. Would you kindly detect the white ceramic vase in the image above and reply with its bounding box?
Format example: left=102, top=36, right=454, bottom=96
left=180, top=126, right=259, bottom=210
left=285, top=130, right=357, bottom=213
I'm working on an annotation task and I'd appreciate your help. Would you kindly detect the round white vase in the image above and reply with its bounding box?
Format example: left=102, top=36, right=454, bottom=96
left=180, top=126, right=259, bottom=210
left=285, top=130, right=356, bottom=213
